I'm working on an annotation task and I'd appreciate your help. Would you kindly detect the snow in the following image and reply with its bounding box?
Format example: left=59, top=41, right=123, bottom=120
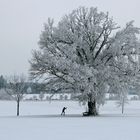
left=0, top=100, right=140, bottom=140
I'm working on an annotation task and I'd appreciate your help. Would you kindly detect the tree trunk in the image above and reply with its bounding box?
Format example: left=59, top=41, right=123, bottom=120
left=17, top=99, right=20, bottom=116
left=88, top=100, right=98, bottom=116
left=122, top=98, right=124, bottom=114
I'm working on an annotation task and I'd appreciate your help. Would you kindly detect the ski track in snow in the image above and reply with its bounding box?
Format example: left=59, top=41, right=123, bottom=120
left=0, top=100, right=140, bottom=140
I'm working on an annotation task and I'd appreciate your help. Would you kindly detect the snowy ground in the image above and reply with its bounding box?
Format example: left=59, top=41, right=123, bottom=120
left=0, top=100, right=140, bottom=140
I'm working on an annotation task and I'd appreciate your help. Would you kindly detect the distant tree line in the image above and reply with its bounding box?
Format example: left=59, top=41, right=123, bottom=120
left=0, top=75, right=7, bottom=89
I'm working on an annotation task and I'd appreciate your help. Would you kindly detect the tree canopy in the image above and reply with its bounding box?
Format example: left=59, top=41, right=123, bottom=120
left=30, top=7, right=140, bottom=115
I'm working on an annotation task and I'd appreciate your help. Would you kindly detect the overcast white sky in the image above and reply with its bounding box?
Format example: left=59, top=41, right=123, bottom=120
left=0, top=0, right=140, bottom=76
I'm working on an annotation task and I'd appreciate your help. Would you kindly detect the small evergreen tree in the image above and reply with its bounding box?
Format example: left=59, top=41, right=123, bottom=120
left=0, top=75, right=6, bottom=89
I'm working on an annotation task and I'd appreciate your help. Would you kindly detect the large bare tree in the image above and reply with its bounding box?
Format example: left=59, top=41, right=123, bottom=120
left=30, top=7, right=140, bottom=116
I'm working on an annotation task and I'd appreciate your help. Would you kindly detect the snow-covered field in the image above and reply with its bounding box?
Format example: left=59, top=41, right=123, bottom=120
left=0, top=100, right=140, bottom=140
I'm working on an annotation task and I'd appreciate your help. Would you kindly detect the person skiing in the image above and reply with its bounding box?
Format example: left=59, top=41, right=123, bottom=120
left=61, top=107, right=67, bottom=116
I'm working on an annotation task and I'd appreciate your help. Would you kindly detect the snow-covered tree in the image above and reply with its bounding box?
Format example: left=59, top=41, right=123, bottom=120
left=5, top=74, right=27, bottom=116
left=116, top=93, right=128, bottom=114
left=39, top=92, right=44, bottom=101
left=116, top=82, right=129, bottom=114
left=30, top=7, right=140, bottom=116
